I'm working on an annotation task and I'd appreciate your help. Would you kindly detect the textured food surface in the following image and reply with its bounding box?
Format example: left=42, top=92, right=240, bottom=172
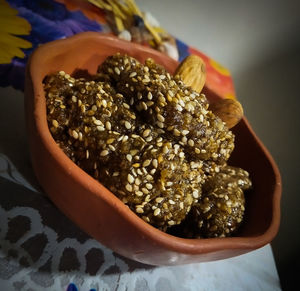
left=44, top=53, right=251, bottom=236
left=170, top=166, right=252, bottom=238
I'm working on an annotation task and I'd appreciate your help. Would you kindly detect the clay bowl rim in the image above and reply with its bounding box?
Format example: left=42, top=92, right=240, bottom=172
left=26, top=32, right=281, bottom=255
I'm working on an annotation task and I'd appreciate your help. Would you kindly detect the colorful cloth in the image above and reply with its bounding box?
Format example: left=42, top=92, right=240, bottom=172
left=0, top=0, right=236, bottom=98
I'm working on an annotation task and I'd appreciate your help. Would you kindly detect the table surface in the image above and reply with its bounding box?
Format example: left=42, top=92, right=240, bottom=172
left=0, top=84, right=281, bottom=291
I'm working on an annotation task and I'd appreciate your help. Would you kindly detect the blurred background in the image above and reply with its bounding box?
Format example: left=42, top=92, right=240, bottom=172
left=137, top=0, right=300, bottom=289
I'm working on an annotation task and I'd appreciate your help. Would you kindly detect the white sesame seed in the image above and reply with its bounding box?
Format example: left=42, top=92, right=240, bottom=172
left=168, top=90, right=174, bottom=97
left=179, top=99, right=185, bottom=107
left=94, top=119, right=102, bottom=126
left=192, top=190, right=199, bottom=199
left=145, top=183, right=153, bottom=190
left=182, top=130, right=190, bottom=136
left=136, top=207, right=144, bottom=213
left=100, top=150, right=109, bottom=156
left=169, top=200, right=175, bottom=205
left=135, top=178, right=141, bottom=185
left=106, top=121, right=111, bottom=130
left=157, top=121, right=164, bottom=128
left=188, top=139, right=195, bottom=147
left=135, top=191, right=143, bottom=196
left=163, top=145, right=169, bottom=154
left=152, top=159, right=158, bottom=168
left=141, top=102, right=148, bottom=110
left=195, top=148, right=200, bottom=154
left=126, top=154, right=132, bottom=162
left=125, top=184, right=133, bottom=192
left=109, top=145, right=115, bottom=151
left=146, top=101, right=154, bottom=107
left=124, top=121, right=131, bottom=129
left=200, top=114, right=204, bottom=122
left=179, top=152, right=185, bottom=158
left=72, top=95, right=77, bottom=102
left=143, top=159, right=151, bottom=167
left=114, top=67, right=120, bottom=75
left=127, top=174, right=134, bottom=184
left=146, top=174, right=153, bottom=180
left=147, top=92, right=153, bottom=100
left=52, top=120, right=58, bottom=128
left=97, top=126, right=105, bottom=131
left=212, top=152, right=218, bottom=159
left=155, top=197, right=164, bottom=203
left=123, top=103, right=130, bottom=109
left=143, top=129, right=151, bottom=138
left=173, top=128, right=180, bottom=136
left=175, top=104, right=183, bottom=111
left=157, top=113, right=165, bottom=122
left=72, top=130, right=78, bottom=139
left=168, top=220, right=175, bottom=226
left=142, top=188, right=149, bottom=194
left=154, top=208, right=161, bottom=216
left=129, top=72, right=137, bottom=78
left=112, top=172, right=119, bottom=176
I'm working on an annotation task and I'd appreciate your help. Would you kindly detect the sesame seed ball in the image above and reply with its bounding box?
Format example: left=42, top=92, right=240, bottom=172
left=44, top=72, right=138, bottom=174
left=98, top=134, right=204, bottom=230
left=97, top=54, right=235, bottom=173
left=179, top=166, right=252, bottom=238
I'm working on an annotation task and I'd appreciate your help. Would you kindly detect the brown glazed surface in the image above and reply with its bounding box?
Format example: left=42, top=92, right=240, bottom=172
left=24, top=32, right=281, bottom=266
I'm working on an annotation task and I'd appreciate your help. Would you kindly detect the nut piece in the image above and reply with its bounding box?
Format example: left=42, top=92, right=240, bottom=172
left=209, top=99, right=244, bottom=129
left=175, top=55, right=206, bottom=93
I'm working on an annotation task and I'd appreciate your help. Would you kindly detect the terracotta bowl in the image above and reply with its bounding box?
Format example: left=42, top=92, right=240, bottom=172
left=24, top=32, right=281, bottom=266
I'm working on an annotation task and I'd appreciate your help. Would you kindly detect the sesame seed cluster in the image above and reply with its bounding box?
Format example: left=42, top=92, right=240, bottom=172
left=176, top=166, right=252, bottom=238
left=44, top=53, right=251, bottom=237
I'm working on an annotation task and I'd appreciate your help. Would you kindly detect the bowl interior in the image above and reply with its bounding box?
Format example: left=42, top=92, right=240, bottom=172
left=28, top=32, right=281, bottom=247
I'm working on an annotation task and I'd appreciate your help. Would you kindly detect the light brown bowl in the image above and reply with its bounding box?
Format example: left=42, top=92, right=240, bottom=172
left=24, top=32, right=281, bottom=266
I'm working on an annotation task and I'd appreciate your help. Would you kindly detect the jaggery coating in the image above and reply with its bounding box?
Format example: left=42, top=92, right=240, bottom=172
left=180, top=166, right=252, bottom=238
left=44, top=72, right=204, bottom=230
left=97, top=54, right=235, bottom=175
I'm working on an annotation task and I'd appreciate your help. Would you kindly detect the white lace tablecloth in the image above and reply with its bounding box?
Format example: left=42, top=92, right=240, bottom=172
left=0, top=87, right=281, bottom=290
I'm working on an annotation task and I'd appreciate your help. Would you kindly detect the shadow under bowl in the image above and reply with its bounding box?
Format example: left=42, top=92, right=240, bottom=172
left=24, top=32, right=281, bottom=266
